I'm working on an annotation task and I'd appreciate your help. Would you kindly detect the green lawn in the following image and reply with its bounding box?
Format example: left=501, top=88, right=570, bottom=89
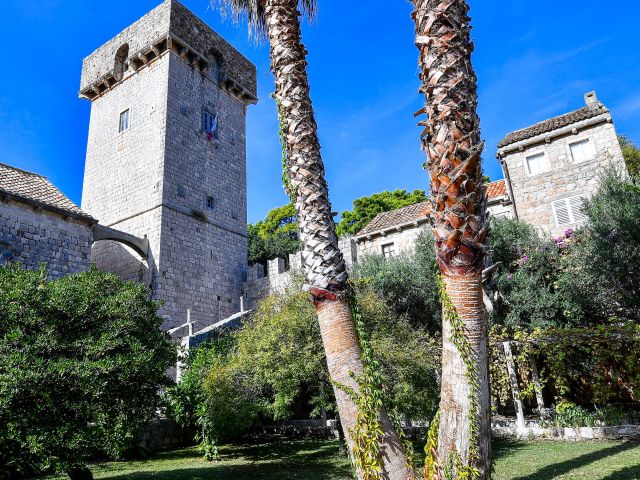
left=46, top=438, right=640, bottom=480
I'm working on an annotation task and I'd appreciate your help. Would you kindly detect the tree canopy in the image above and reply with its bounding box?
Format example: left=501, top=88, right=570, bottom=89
left=248, top=203, right=299, bottom=267
left=0, top=266, right=175, bottom=480
left=620, top=135, right=640, bottom=178
left=336, top=189, right=428, bottom=236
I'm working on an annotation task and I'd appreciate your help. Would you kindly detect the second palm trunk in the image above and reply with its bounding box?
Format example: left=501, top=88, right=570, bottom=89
left=263, top=0, right=411, bottom=478
left=411, top=0, right=492, bottom=477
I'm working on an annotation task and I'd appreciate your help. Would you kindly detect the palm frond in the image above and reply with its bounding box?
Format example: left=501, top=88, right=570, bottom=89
left=211, top=0, right=317, bottom=39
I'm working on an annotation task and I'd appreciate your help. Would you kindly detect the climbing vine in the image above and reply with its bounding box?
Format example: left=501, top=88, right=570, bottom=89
left=335, top=285, right=385, bottom=480
left=436, top=273, right=481, bottom=480
left=272, top=94, right=294, bottom=203
left=424, top=410, right=442, bottom=480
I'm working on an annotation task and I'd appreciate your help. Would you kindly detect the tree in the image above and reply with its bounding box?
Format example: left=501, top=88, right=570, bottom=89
left=619, top=135, right=640, bottom=178
left=411, top=1, right=491, bottom=477
left=214, top=1, right=411, bottom=477
left=166, top=279, right=441, bottom=451
left=336, top=189, right=427, bottom=236
left=352, top=230, right=441, bottom=334
left=0, top=266, right=175, bottom=480
left=248, top=203, right=299, bottom=266
left=559, top=171, right=640, bottom=323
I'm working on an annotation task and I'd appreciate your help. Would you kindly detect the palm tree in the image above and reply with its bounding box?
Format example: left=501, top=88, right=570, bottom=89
left=214, top=1, right=411, bottom=478
left=410, top=0, right=491, bottom=478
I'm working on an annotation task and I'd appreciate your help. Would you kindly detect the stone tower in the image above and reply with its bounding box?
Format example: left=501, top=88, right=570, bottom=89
left=79, top=0, right=257, bottom=331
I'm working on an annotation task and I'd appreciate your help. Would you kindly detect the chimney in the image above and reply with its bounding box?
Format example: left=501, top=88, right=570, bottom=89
left=584, top=91, right=599, bottom=111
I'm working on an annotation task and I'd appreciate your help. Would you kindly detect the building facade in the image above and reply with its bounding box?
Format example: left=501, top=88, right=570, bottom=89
left=0, top=163, right=96, bottom=278
left=497, top=91, right=626, bottom=236
left=80, top=0, right=257, bottom=331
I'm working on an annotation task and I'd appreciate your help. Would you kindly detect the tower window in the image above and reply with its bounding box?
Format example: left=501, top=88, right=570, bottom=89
left=207, top=50, right=223, bottom=84
left=114, top=44, right=129, bottom=82
left=206, top=196, right=215, bottom=210
left=119, top=109, right=130, bottom=133
left=203, top=110, right=218, bottom=142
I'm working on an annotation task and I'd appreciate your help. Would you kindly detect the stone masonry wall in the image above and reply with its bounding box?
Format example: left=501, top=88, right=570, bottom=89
left=503, top=120, right=625, bottom=237
left=0, top=200, right=93, bottom=278
left=82, top=49, right=251, bottom=331
left=154, top=52, right=248, bottom=331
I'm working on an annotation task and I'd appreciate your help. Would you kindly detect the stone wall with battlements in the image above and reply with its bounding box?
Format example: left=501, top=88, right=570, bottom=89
left=0, top=200, right=93, bottom=278
left=242, top=237, right=357, bottom=311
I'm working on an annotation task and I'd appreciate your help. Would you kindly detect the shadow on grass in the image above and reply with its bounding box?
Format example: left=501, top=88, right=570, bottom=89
left=510, top=441, right=639, bottom=480
left=600, top=464, right=640, bottom=480
left=96, top=439, right=351, bottom=480
left=103, top=462, right=352, bottom=480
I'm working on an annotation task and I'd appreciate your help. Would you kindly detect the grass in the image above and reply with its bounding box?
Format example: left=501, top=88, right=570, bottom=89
left=45, top=438, right=640, bottom=480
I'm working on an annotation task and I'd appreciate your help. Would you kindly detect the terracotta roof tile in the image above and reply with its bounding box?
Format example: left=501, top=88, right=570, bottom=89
left=497, top=105, right=609, bottom=148
left=357, top=181, right=508, bottom=236
left=0, top=162, right=95, bottom=222
left=486, top=179, right=507, bottom=199
left=357, top=202, right=431, bottom=236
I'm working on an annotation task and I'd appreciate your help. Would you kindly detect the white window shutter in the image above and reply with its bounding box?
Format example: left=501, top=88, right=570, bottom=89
left=569, top=196, right=587, bottom=224
left=553, top=199, right=571, bottom=227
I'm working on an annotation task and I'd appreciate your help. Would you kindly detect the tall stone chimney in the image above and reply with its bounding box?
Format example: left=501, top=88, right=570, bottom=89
left=584, top=91, right=599, bottom=111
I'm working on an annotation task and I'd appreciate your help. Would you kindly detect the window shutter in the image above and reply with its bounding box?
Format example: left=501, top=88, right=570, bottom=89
left=553, top=199, right=571, bottom=227
left=568, top=196, right=587, bottom=224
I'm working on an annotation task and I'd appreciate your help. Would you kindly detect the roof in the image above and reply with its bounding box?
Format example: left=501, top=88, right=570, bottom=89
left=356, top=179, right=508, bottom=236
left=486, top=178, right=507, bottom=198
left=0, top=163, right=96, bottom=223
left=497, top=104, right=609, bottom=148
left=357, top=202, right=431, bottom=236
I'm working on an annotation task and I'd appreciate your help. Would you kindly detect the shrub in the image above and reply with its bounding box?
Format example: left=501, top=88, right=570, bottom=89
left=0, top=265, right=175, bottom=479
left=352, top=230, right=441, bottom=334
left=166, top=279, right=441, bottom=455
left=558, top=171, right=640, bottom=323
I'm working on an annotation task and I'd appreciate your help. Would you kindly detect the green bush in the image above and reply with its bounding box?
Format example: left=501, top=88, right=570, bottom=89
left=165, top=279, right=441, bottom=455
left=0, top=265, right=175, bottom=479
left=352, top=230, right=441, bottom=334
left=558, top=171, right=640, bottom=323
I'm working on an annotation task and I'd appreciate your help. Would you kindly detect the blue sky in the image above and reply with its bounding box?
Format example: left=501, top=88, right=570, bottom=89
left=1, top=1, right=639, bottom=223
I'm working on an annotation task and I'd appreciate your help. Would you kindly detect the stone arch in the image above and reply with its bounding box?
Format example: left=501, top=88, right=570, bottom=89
left=114, top=44, right=130, bottom=81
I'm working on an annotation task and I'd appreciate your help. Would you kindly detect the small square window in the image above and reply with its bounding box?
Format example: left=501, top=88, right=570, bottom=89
left=119, top=109, right=130, bottom=133
left=525, top=152, right=551, bottom=176
left=569, top=139, right=596, bottom=163
left=206, top=196, right=215, bottom=210
left=382, top=243, right=395, bottom=259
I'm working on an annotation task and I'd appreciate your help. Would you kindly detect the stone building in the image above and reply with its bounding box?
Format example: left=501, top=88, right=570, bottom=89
left=353, top=179, right=510, bottom=258
left=79, top=0, right=257, bottom=331
left=497, top=91, right=626, bottom=236
left=0, top=163, right=96, bottom=277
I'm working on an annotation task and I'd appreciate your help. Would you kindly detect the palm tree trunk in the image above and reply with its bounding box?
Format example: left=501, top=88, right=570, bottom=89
left=411, top=0, right=491, bottom=477
left=439, top=275, right=490, bottom=478
left=262, top=1, right=411, bottom=478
